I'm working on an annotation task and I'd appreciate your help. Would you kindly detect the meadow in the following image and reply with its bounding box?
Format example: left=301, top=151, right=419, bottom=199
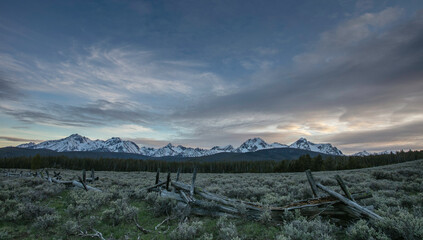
left=1, top=159, right=422, bottom=239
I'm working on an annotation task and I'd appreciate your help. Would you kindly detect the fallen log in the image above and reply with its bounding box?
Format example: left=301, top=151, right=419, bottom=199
left=71, top=180, right=102, bottom=192
left=316, top=182, right=382, bottom=220
left=172, top=181, right=262, bottom=211
left=160, top=190, right=183, bottom=202
left=193, top=199, right=240, bottom=215
left=146, top=181, right=166, bottom=192
left=335, top=175, right=355, bottom=201
left=180, top=190, right=193, bottom=203
left=305, top=169, right=320, bottom=197
left=282, top=192, right=372, bottom=211
left=190, top=207, right=238, bottom=218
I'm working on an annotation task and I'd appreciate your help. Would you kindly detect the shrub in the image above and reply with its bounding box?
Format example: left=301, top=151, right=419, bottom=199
left=129, top=189, right=148, bottom=199
left=102, top=199, right=138, bottom=226
left=198, top=233, right=214, bottom=240
left=375, top=208, right=423, bottom=240
left=217, top=215, right=239, bottom=240
left=145, top=192, right=158, bottom=204
left=372, top=171, right=401, bottom=181
left=33, top=213, right=60, bottom=230
left=346, top=220, right=388, bottom=240
left=259, top=208, right=272, bottom=223
left=67, top=191, right=112, bottom=218
left=63, top=220, right=79, bottom=236
left=153, top=196, right=176, bottom=217
left=79, top=216, right=100, bottom=230
left=235, top=202, right=247, bottom=215
left=170, top=220, right=203, bottom=240
left=6, top=202, right=54, bottom=222
left=276, top=217, right=337, bottom=240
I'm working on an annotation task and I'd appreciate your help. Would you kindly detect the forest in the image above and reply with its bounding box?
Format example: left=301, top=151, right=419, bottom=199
left=1, top=150, right=422, bottom=173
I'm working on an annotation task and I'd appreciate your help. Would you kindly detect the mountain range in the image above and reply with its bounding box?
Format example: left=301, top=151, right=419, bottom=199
left=352, top=150, right=398, bottom=157
left=16, top=134, right=344, bottom=157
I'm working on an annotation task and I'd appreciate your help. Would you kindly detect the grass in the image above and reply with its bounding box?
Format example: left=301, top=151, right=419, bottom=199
left=1, top=159, right=423, bottom=239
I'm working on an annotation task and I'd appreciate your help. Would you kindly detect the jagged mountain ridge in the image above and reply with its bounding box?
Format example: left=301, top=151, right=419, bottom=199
left=17, top=134, right=344, bottom=157
left=352, top=150, right=397, bottom=157
left=289, top=137, right=343, bottom=156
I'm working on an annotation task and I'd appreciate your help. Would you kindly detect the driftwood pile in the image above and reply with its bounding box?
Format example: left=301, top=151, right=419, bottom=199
left=148, top=168, right=382, bottom=224
left=2, top=169, right=101, bottom=192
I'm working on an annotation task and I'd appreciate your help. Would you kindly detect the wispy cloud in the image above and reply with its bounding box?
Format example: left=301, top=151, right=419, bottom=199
left=0, top=136, right=42, bottom=143
left=0, top=45, right=231, bottom=103
left=0, top=100, right=157, bottom=127
left=0, top=72, right=21, bottom=100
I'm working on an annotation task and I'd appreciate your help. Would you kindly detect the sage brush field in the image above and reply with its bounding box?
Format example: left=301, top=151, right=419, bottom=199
left=1, top=160, right=423, bottom=239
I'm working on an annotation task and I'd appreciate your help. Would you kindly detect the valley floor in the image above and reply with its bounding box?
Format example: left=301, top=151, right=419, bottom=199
left=1, top=160, right=423, bottom=239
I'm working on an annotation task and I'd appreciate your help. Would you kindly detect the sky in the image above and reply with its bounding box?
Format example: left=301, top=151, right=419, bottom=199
left=1, top=0, right=423, bottom=154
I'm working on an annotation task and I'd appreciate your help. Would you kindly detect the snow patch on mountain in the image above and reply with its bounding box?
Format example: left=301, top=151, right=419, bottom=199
left=207, top=145, right=234, bottom=155
left=352, top=150, right=397, bottom=156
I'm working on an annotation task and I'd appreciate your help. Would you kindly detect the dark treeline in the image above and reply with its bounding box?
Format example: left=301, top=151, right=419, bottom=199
left=1, top=150, right=422, bottom=173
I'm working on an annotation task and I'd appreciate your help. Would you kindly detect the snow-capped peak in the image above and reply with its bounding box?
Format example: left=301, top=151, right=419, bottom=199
left=289, top=137, right=343, bottom=156
left=352, top=150, right=371, bottom=157
left=236, top=137, right=271, bottom=153
left=352, top=150, right=397, bottom=156
left=17, top=134, right=140, bottom=154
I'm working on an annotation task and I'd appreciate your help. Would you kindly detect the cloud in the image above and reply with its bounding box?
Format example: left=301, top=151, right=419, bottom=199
left=254, top=47, right=279, bottom=56
left=0, top=136, right=42, bottom=142
left=325, top=120, right=423, bottom=153
left=161, top=8, right=423, bottom=150
left=0, top=100, right=158, bottom=127
left=176, top=8, right=423, bottom=121
left=0, top=72, right=21, bottom=100
left=0, top=45, right=229, bottom=103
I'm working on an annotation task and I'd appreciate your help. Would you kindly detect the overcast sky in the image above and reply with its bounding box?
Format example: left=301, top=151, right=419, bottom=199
left=1, top=0, right=423, bottom=154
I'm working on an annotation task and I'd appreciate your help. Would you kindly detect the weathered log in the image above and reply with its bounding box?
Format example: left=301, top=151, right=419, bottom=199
left=45, top=170, right=52, bottom=182
left=305, top=169, right=320, bottom=197
left=282, top=192, right=371, bottom=211
left=155, top=216, right=172, bottom=231
left=71, top=180, right=102, bottom=192
left=91, top=169, right=95, bottom=182
left=82, top=169, right=86, bottom=183
left=180, top=190, right=193, bottom=203
left=155, top=168, right=160, bottom=184
left=78, top=229, right=106, bottom=240
left=172, top=181, right=262, bottom=211
left=78, top=176, right=88, bottom=191
left=176, top=168, right=180, bottom=181
left=85, top=177, right=99, bottom=182
left=316, top=182, right=382, bottom=220
left=51, top=178, right=74, bottom=185
left=146, top=181, right=166, bottom=192
left=335, top=175, right=355, bottom=201
left=160, top=190, right=183, bottom=202
left=190, top=168, right=197, bottom=197
left=190, top=207, right=238, bottom=218
left=193, top=199, right=239, bottom=215
left=166, top=172, right=171, bottom=191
